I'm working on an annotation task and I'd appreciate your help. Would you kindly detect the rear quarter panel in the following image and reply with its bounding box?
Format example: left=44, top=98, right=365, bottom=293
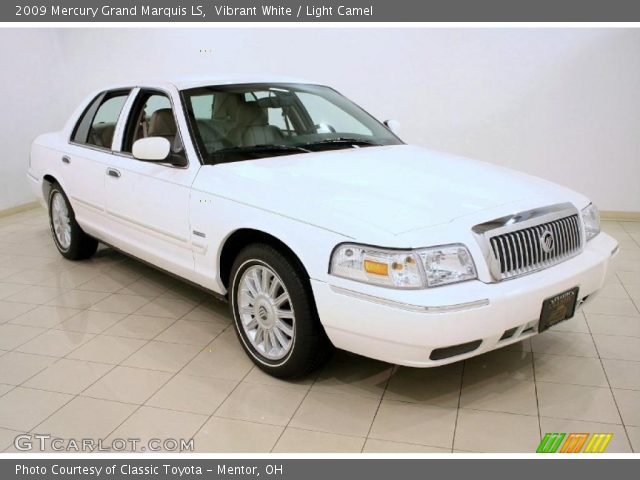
left=28, top=131, right=72, bottom=204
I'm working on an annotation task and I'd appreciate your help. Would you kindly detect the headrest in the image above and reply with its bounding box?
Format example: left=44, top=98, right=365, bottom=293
left=148, top=108, right=176, bottom=137
left=235, top=101, right=267, bottom=127
left=99, top=124, right=116, bottom=147
left=212, top=93, right=242, bottom=121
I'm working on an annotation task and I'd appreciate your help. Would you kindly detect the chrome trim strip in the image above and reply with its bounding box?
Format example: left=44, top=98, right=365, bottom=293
left=106, top=209, right=188, bottom=244
left=329, top=285, right=490, bottom=313
left=70, top=195, right=103, bottom=212
left=558, top=219, right=567, bottom=257
left=518, top=231, right=528, bottom=269
left=472, top=202, right=578, bottom=235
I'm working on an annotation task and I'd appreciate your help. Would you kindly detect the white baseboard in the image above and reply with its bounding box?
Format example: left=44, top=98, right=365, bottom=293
left=600, top=210, right=640, bottom=222
left=0, top=201, right=41, bottom=219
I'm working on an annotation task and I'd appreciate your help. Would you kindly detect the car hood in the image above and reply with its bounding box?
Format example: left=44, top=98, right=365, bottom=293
left=204, top=145, right=584, bottom=238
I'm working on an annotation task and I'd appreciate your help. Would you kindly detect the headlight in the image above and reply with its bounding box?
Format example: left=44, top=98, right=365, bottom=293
left=329, top=243, right=477, bottom=289
left=417, top=245, right=478, bottom=287
left=581, top=203, right=600, bottom=241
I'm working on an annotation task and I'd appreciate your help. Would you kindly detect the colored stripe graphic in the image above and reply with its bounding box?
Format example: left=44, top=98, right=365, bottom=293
left=560, top=433, right=589, bottom=453
left=584, top=433, right=613, bottom=453
left=537, top=433, right=614, bottom=453
left=537, top=433, right=565, bottom=453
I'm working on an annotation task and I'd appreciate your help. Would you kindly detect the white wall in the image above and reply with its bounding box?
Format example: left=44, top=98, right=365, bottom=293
left=0, top=29, right=71, bottom=210
left=2, top=28, right=639, bottom=212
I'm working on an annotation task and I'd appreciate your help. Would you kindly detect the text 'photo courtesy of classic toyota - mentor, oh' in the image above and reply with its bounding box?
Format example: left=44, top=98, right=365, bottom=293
left=27, top=76, right=619, bottom=378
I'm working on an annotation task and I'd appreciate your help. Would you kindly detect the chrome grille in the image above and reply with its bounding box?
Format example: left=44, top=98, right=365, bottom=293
left=472, top=203, right=584, bottom=282
left=490, top=214, right=581, bottom=279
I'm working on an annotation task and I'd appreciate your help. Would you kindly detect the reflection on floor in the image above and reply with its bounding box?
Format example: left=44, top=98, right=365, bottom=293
left=0, top=207, right=639, bottom=453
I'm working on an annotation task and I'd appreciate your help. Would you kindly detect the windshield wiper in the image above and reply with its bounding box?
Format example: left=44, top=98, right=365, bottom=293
left=213, top=144, right=311, bottom=155
left=303, top=138, right=383, bottom=148
left=210, top=144, right=311, bottom=160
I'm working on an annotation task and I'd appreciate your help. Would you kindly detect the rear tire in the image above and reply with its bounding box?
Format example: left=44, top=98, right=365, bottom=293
left=229, top=243, right=333, bottom=378
left=48, top=183, right=98, bottom=260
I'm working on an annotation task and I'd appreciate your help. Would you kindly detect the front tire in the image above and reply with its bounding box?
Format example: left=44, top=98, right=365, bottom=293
left=230, top=244, right=332, bottom=378
left=48, top=183, right=98, bottom=260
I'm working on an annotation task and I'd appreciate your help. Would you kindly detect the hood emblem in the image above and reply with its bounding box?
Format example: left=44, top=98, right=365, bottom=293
left=540, top=229, right=555, bottom=253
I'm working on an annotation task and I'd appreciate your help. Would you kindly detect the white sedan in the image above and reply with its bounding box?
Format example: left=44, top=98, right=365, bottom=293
left=28, top=76, right=618, bottom=377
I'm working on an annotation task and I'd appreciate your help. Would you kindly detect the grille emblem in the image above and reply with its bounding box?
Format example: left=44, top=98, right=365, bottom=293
left=540, top=229, right=555, bottom=253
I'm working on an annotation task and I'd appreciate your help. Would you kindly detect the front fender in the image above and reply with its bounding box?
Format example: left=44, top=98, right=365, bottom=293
left=189, top=190, right=349, bottom=294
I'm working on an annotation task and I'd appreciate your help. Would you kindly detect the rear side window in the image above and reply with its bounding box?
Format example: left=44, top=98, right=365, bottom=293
left=72, top=90, right=130, bottom=149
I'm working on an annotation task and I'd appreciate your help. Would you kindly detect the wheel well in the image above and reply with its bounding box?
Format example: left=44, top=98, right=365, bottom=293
left=219, top=229, right=308, bottom=289
left=42, top=174, right=58, bottom=200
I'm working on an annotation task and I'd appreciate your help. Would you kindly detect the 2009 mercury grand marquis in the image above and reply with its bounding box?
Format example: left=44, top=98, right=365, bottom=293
left=28, top=76, right=619, bottom=377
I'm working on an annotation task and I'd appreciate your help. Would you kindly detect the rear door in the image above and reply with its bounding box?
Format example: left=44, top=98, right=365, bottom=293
left=102, top=87, right=200, bottom=279
left=64, top=89, right=131, bottom=237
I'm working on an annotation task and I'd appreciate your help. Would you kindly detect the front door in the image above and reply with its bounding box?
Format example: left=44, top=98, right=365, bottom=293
left=103, top=88, right=200, bottom=279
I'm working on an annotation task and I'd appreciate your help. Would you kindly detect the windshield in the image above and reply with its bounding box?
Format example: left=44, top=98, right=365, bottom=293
left=181, top=83, right=403, bottom=163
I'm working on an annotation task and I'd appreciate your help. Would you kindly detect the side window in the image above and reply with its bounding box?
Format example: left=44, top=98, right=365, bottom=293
left=296, top=92, right=372, bottom=136
left=123, top=91, right=182, bottom=154
left=72, top=91, right=129, bottom=149
left=190, top=94, right=214, bottom=120
left=72, top=94, right=102, bottom=144
left=265, top=105, right=298, bottom=137
left=186, top=92, right=230, bottom=152
left=245, top=91, right=296, bottom=136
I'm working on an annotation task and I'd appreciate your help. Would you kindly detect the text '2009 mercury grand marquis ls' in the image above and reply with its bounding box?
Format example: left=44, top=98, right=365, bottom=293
left=28, top=76, right=619, bottom=377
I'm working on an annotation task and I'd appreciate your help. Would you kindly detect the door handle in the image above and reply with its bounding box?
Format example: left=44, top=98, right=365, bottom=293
left=106, top=168, right=121, bottom=178
left=61, top=155, right=71, bottom=164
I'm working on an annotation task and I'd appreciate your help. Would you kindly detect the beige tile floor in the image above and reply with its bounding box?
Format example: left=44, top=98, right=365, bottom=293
left=0, top=207, right=639, bottom=453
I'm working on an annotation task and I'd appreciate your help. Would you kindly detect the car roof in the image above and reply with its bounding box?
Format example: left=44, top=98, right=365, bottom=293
left=102, top=75, right=323, bottom=91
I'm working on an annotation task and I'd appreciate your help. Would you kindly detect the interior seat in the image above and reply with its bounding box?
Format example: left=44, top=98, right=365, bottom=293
left=148, top=108, right=177, bottom=147
left=229, top=101, right=283, bottom=146
left=212, top=93, right=241, bottom=136
left=88, top=123, right=116, bottom=148
left=99, top=124, right=116, bottom=148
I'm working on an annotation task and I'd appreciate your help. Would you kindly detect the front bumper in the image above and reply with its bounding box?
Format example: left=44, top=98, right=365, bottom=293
left=312, top=232, right=618, bottom=367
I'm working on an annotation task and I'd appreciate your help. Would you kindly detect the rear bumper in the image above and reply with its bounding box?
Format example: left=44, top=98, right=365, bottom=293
left=312, top=232, right=618, bottom=367
left=27, top=170, right=46, bottom=208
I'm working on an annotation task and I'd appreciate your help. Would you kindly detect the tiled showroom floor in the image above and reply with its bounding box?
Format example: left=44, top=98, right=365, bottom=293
left=0, top=207, right=639, bottom=453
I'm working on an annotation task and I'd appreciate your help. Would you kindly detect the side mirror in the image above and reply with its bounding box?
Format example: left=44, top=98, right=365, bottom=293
left=132, top=137, right=171, bottom=162
left=384, top=119, right=401, bottom=135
